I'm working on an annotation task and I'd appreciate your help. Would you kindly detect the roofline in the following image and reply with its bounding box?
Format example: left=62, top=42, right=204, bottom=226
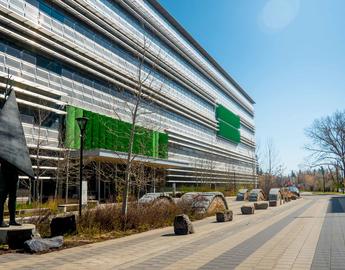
left=147, top=0, right=255, bottom=104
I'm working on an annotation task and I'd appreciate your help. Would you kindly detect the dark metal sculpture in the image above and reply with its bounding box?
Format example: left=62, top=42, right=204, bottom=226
left=0, top=80, right=34, bottom=227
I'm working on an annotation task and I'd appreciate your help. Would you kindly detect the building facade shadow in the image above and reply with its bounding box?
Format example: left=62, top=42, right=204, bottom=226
left=327, top=196, right=345, bottom=213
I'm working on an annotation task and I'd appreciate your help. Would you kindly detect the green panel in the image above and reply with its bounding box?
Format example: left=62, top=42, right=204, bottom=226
left=152, top=131, right=158, bottom=158
left=217, top=119, right=241, bottom=143
left=83, top=110, right=93, bottom=150
left=132, top=127, right=141, bottom=155
left=216, top=104, right=240, bottom=129
left=95, top=114, right=107, bottom=149
left=117, top=120, right=130, bottom=152
left=103, top=116, right=113, bottom=150
left=65, top=107, right=169, bottom=159
left=65, top=106, right=76, bottom=148
left=132, top=126, right=140, bottom=155
left=143, top=128, right=154, bottom=156
left=74, top=108, right=83, bottom=149
left=158, top=133, right=168, bottom=159
left=110, top=118, right=118, bottom=151
left=105, top=117, right=118, bottom=151
left=91, top=113, right=100, bottom=149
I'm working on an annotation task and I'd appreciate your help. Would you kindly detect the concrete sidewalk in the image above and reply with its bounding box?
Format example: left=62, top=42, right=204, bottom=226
left=0, top=195, right=340, bottom=270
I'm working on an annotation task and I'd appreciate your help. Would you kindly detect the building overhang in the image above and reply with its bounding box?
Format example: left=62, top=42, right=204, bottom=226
left=72, top=148, right=188, bottom=169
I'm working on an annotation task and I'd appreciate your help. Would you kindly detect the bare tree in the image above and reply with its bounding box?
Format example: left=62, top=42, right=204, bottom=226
left=56, top=142, right=80, bottom=203
left=120, top=39, right=165, bottom=218
left=305, top=110, right=345, bottom=190
left=91, top=32, right=167, bottom=218
left=32, top=105, right=50, bottom=202
left=259, top=138, right=285, bottom=197
left=193, top=153, right=217, bottom=188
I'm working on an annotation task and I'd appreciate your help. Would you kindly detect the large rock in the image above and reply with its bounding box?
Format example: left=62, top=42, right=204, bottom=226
left=216, top=210, right=233, bottom=222
left=241, top=205, right=255, bottom=215
left=174, top=214, right=194, bottom=235
left=50, top=214, right=77, bottom=237
left=24, top=236, right=63, bottom=253
left=254, top=202, right=269, bottom=210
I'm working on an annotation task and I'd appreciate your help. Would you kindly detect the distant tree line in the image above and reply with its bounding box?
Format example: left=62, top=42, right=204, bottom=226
left=305, top=110, right=345, bottom=192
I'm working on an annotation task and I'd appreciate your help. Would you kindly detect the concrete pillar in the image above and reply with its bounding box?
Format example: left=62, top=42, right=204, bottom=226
left=172, top=182, right=176, bottom=195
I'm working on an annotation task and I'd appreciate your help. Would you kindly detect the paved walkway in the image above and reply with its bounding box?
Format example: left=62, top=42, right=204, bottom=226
left=0, top=195, right=344, bottom=270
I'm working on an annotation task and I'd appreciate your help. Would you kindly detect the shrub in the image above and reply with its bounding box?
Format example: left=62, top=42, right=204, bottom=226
left=77, top=200, right=207, bottom=238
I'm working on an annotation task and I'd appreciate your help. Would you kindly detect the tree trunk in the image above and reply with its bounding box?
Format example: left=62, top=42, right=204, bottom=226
left=121, top=91, right=140, bottom=218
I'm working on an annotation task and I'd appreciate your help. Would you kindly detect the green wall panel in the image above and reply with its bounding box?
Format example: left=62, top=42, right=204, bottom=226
left=153, top=131, right=158, bottom=158
left=158, top=133, right=169, bottom=159
left=218, top=119, right=241, bottom=143
left=65, top=106, right=169, bottom=158
left=91, top=113, right=100, bottom=149
left=216, top=104, right=240, bottom=129
left=74, top=108, right=83, bottom=149
left=216, top=104, right=241, bottom=144
left=104, top=117, right=113, bottom=150
left=117, top=120, right=130, bottom=153
left=83, top=110, right=93, bottom=150
left=65, top=106, right=76, bottom=148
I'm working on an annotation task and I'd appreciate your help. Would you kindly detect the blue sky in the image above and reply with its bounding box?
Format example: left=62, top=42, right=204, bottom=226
left=158, top=0, right=345, bottom=173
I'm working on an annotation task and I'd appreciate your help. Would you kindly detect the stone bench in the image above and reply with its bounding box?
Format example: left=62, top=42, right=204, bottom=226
left=0, top=224, right=36, bottom=249
left=269, top=201, right=278, bottom=207
left=241, top=205, right=255, bottom=215
left=58, top=204, right=79, bottom=213
left=50, top=214, right=77, bottom=237
left=216, top=210, right=233, bottom=222
left=254, top=202, right=269, bottom=210
left=174, top=214, right=194, bottom=235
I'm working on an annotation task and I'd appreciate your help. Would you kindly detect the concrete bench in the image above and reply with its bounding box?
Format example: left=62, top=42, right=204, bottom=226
left=0, top=224, right=36, bottom=249
left=254, top=202, right=269, bottom=210
left=241, top=205, right=255, bottom=215
left=58, top=204, right=79, bottom=213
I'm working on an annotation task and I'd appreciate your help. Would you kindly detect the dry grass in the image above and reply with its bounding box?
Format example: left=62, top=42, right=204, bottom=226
left=18, top=198, right=217, bottom=251
left=77, top=200, right=205, bottom=238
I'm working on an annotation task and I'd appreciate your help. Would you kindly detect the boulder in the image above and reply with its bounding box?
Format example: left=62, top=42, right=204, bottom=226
left=174, top=214, right=194, bottom=235
left=24, top=236, right=63, bottom=253
left=50, top=214, right=77, bottom=237
left=216, top=210, right=233, bottom=222
left=254, top=202, right=269, bottom=210
left=241, top=205, right=255, bottom=215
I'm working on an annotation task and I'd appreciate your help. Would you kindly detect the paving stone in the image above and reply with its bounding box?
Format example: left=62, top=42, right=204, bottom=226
left=1, top=196, right=342, bottom=270
left=200, top=201, right=312, bottom=269
left=311, top=197, right=345, bottom=270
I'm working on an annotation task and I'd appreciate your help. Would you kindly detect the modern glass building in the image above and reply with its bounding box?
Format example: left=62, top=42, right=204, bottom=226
left=0, top=0, right=256, bottom=199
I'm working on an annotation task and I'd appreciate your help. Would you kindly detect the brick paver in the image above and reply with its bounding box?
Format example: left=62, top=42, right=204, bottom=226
left=311, top=196, right=345, bottom=270
left=0, top=195, right=343, bottom=270
left=236, top=197, right=327, bottom=270
left=199, top=200, right=313, bottom=270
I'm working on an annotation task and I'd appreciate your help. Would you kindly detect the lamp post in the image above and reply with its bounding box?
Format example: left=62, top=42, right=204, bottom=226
left=76, top=117, right=88, bottom=217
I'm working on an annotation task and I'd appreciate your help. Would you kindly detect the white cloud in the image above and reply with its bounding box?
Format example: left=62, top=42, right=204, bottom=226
left=259, top=0, right=300, bottom=32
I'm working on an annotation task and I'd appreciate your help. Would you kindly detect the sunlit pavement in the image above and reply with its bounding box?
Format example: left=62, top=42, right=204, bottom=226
left=0, top=195, right=344, bottom=270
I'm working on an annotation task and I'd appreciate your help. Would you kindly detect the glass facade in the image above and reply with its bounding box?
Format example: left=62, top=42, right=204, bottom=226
left=0, top=0, right=256, bottom=185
